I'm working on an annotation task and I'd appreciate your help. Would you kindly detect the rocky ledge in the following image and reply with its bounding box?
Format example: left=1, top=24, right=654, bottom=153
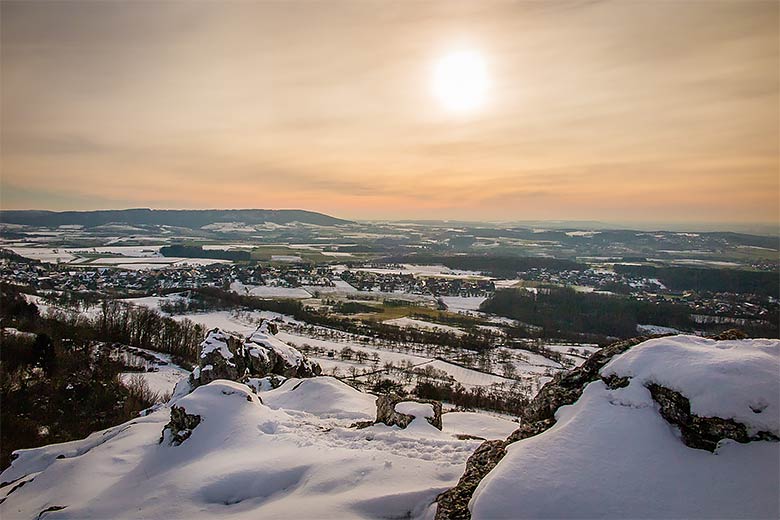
left=435, top=329, right=777, bottom=520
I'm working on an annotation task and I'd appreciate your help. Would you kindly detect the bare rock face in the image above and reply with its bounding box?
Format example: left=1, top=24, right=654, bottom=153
left=435, top=440, right=506, bottom=520
left=647, top=383, right=778, bottom=452
left=160, top=405, right=201, bottom=446
left=519, top=335, right=656, bottom=427
left=375, top=394, right=442, bottom=430
left=190, top=321, right=321, bottom=390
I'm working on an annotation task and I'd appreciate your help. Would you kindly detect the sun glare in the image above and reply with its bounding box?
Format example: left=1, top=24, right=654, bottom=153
left=431, top=50, right=489, bottom=113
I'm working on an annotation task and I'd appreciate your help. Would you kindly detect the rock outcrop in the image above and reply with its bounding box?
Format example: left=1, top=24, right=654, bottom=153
left=160, top=405, right=201, bottom=446
left=436, top=331, right=771, bottom=519
left=435, top=440, right=506, bottom=520
left=375, top=394, right=443, bottom=430
left=196, top=329, right=246, bottom=385
left=189, top=321, right=321, bottom=390
left=243, top=321, right=322, bottom=379
left=647, top=383, right=778, bottom=452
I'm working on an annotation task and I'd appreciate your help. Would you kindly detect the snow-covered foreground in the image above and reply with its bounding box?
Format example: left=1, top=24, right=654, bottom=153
left=470, top=336, right=780, bottom=519
left=2, top=336, right=777, bottom=519
left=0, top=377, right=518, bottom=519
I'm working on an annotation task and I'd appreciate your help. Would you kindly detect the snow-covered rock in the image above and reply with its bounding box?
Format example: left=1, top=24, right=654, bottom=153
left=376, top=394, right=443, bottom=430
left=467, top=335, right=780, bottom=519
left=197, top=328, right=245, bottom=385
left=245, top=375, right=286, bottom=393
left=262, top=377, right=377, bottom=421
left=190, top=321, right=321, bottom=390
left=244, top=321, right=321, bottom=379
left=160, top=405, right=202, bottom=446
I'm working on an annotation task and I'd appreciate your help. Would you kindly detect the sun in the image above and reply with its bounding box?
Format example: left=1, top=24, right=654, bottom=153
left=431, top=50, right=490, bottom=113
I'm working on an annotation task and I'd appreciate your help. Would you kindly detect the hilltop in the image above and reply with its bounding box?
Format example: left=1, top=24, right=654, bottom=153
left=0, top=209, right=352, bottom=229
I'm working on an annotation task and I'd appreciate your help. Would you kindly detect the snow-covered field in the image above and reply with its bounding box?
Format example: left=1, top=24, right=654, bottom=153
left=118, top=347, right=190, bottom=397
left=637, top=323, right=681, bottom=335
left=383, top=317, right=466, bottom=336
left=116, top=294, right=561, bottom=396
left=439, top=296, right=487, bottom=312
left=26, top=293, right=577, bottom=400
left=230, top=281, right=312, bottom=299
left=333, top=264, right=489, bottom=280
left=276, top=331, right=516, bottom=390
left=6, top=245, right=228, bottom=269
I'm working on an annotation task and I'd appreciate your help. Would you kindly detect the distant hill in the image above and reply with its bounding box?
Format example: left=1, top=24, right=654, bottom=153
left=0, top=208, right=352, bottom=228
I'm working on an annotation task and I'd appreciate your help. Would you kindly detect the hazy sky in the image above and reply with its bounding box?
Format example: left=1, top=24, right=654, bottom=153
left=1, top=0, right=778, bottom=224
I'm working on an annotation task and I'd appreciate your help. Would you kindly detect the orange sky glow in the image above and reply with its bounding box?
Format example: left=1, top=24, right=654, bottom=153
left=1, top=0, right=778, bottom=225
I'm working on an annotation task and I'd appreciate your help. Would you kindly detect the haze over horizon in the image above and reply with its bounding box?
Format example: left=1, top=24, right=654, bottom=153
left=1, top=0, right=778, bottom=225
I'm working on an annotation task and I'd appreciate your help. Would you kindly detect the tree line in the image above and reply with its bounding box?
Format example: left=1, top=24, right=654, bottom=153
left=481, top=287, right=693, bottom=339
left=159, top=287, right=499, bottom=352
left=160, top=244, right=250, bottom=261
left=614, top=264, right=779, bottom=298
left=0, top=285, right=166, bottom=469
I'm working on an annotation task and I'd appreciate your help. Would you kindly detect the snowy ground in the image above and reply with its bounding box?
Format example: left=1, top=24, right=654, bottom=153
left=470, top=336, right=780, bottom=519
left=0, top=377, right=518, bottom=519
left=383, top=317, right=466, bottom=336
left=332, top=264, right=489, bottom=280
left=3, top=333, right=772, bottom=519
left=439, top=296, right=487, bottom=312
left=6, top=245, right=228, bottom=269
left=117, top=295, right=563, bottom=397
left=230, top=281, right=312, bottom=299
left=25, top=294, right=579, bottom=400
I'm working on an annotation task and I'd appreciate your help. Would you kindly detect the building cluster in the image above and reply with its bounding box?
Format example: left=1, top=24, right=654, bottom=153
left=338, top=269, right=495, bottom=297
left=1, top=250, right=775, bottom=328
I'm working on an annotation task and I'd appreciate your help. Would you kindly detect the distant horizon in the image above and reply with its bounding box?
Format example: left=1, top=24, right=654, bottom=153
left=1, top=206, right=777, bottom=236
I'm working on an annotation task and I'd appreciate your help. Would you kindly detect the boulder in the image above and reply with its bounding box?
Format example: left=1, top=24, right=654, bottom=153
left=194, top=328, right=245, bottom=386
left=160, top=405, right=201, bottom=446
left=375, top=394, right=442, bottom=430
